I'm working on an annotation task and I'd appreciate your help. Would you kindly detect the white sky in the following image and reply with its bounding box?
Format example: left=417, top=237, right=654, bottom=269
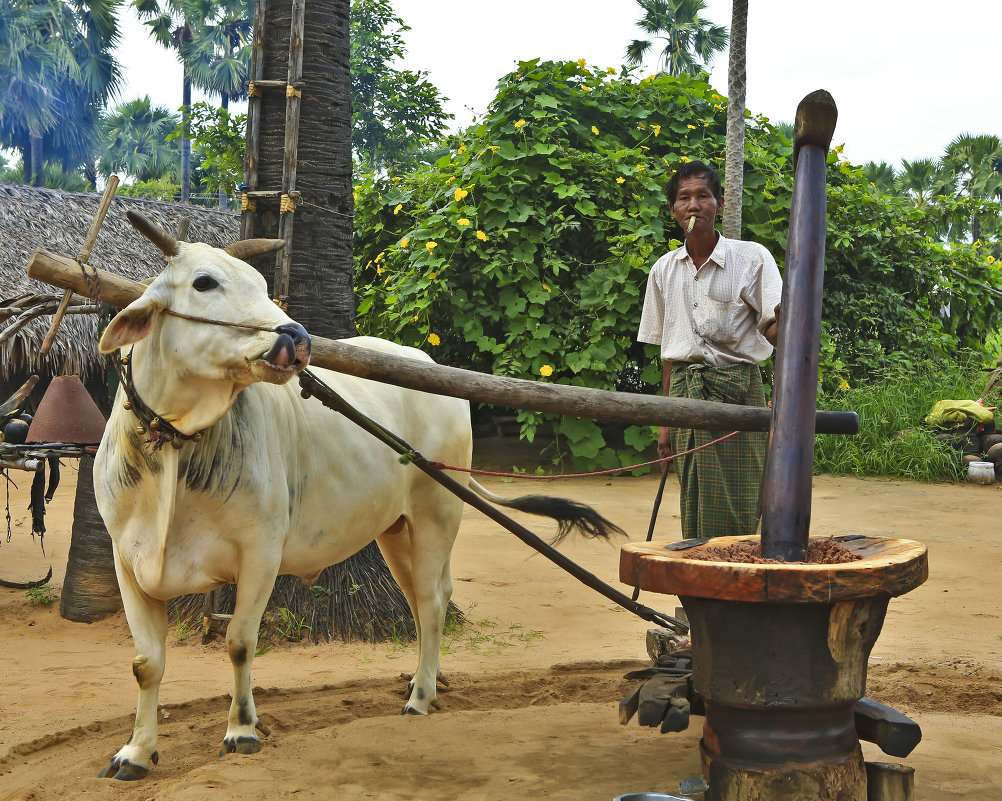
left=114, top=0, right=1001, bottom=169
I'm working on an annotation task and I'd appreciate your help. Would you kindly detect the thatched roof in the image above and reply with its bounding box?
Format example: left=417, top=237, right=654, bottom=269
left=0, top=184, right=239, bottom=379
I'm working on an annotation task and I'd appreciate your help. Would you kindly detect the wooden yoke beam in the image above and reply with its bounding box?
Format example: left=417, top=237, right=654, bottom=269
left=27, top=248, right=859, bottom=435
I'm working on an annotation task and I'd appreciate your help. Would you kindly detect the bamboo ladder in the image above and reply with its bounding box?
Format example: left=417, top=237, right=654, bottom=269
left=203, top=0, right=307, bottom=638
left=238, top=0, right=306, bottom=309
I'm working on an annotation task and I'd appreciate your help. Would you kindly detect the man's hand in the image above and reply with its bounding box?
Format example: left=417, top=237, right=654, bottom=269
left=657, top=426, right=673, bottom=474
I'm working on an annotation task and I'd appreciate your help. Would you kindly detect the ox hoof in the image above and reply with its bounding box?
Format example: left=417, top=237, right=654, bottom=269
left=401, top=704, right=427, bottom=716
left=219, top=735, right=262, bottom=757
left=99, top=753, right=155, bottom=781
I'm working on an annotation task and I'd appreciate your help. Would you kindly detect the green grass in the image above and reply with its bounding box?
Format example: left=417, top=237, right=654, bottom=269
left=25, top=586, right=59, bottom=606
left=815, top=353, right=1001, bottom=481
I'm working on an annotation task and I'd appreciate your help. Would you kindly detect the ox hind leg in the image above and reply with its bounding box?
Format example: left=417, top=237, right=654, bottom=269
left=219, top=560, right=280, bottom=757
left=100, top=553, right=168, bottom=780
left=377, top=508, right=459, bottom=715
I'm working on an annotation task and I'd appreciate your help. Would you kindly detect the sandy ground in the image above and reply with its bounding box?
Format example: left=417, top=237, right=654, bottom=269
left=0, top=437, right=1000, bottom=800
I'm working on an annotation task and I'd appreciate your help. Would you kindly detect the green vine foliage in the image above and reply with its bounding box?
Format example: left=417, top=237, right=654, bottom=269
left=353, top=60, right=1002, bottom=470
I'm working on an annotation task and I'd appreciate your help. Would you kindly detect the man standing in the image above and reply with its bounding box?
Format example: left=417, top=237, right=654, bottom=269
left=638, top=160, right=782, bottom=539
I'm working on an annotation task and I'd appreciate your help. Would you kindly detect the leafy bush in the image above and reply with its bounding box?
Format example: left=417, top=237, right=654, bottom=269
left=353, top=60, right=1002, bottom=469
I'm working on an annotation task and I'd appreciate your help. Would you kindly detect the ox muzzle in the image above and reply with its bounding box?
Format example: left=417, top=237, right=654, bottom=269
left=262, top=322, right=312, bottom=370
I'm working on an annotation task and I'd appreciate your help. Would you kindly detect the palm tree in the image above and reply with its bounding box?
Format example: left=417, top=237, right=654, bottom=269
left=234, top=0, right=420, bottom=641
left=941, top=133, right=1002, bottom=243
left=721, top=0, right=745, bottom=240
left=132, top=0, right=215, bottom=202
left=895, top=158, right=948, bottom=207
left=625, top=0, right=728, bottom=77
left=183, top=0, right=252, bottom=207
left=97, top=96, right=180, bottom=180
left=0, top=0, right=122, bottom=186
left=862, top=161, right=898, bottom=195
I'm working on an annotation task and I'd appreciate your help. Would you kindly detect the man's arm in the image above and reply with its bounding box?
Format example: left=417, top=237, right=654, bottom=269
left=763, top=303, right=781, bottom=345
left=658, top=360, right=673, bottom=473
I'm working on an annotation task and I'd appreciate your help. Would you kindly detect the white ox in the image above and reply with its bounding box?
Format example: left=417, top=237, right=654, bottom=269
left=94, top=212, right=621, bottom=780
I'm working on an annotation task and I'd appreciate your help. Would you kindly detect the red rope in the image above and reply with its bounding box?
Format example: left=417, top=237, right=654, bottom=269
left=427, top=430, right=741, bottom=480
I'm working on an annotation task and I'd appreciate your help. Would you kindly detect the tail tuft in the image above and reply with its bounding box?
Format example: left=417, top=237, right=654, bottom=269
left=500, top=494, right=626, bottom=544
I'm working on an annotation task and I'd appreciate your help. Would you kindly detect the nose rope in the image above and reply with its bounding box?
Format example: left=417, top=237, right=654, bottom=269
left=162, top=309, right=281, bottom=333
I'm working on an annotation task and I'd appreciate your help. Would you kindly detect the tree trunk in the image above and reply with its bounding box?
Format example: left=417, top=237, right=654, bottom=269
left=226, top=0, right=417, bottom=642
left=219, top=93, right=230, bottom=209
left=721, top=0, right=748, bottom=240
left=59, top=456, right=122, bottom=622
left=181, top=74, right=192, bottom=203
left=29, top=134, right=44, bottom=187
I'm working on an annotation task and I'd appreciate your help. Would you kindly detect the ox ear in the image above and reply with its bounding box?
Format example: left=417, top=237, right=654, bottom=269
left=99, top=295, right=165, bottom=353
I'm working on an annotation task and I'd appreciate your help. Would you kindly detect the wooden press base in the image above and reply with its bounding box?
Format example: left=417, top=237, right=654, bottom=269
left=620, top=535, right=928, bottom=801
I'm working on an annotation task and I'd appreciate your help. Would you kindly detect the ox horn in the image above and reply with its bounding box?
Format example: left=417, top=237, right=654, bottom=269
left=225, top=239, right=285, bottom=260
left=126, top=210, right=180, bottom=257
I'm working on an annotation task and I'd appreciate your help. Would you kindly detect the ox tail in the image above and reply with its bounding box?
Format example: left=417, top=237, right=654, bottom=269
left=0, top=565, right=53, bottom=590
left=467, top=479, right=625, bottom=544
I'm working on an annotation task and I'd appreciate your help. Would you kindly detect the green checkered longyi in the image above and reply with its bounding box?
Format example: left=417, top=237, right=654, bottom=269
left=669, top=362, right=768, bottom=539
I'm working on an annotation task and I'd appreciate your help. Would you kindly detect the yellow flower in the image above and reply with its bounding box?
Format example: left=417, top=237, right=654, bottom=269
left=576, top=58, right=587, bottom=68
left=542, top=284, right=551, bottom=293
left=704, top=122, right=710, bottom=127
left=457, top=143, right=466, bottom=154
left=686, top=124, right=697, bottom=129
left=426, top=241, right=437, bottom=250
left=457, top=218, right=471, bottom=226
left=455, top=188, right=468, bottom=201
left=427, top=272, right=437, bottom=279
left=445, top=176, right=456, bottom=184
left=514, top=119, right=527, bottom=128
left=476, top=230, right=488, bottom=241
left=591, top=125, right=600, bottom=135
left=399, top=237, right=409, bottom=248
left=539, top=365, right=553, bottom=377
left=636, top=164, right=646, bottom=171
left=393, top=204, right=402, bottom=214
left=638, top=122, right=646, bottom=129
left=679, top=156, right=691, bottom=163
left=376, top=266, right=383, bottom=275
left=427, top=333, right=441, bottom=346
left=987, top=255, right=997, bottom=264
left=838, top=378, right=851, bottom=391
left=581, top=85, right=592, bottom=92
left=606, top=67, right=615, bottom=75
left=487, top=145, right=500, bottom=152
left=616, top=177, right=625, bottom=184
left=383, top=277, right=390, bottom=285
left=410, top=315, right=419, bottom=323
left=651, top=124, right=661, bottom=137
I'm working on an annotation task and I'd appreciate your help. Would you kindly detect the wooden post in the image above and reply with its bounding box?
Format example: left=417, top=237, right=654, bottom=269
left=38, top=176, right=119, bottom=358
left=865, top=762, right=914, bottom=801
left=240, top=0, right=269, bottom=241
left=760, top=91, right=837, bottom=561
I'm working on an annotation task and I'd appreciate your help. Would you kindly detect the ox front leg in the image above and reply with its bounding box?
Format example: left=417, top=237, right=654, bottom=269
left=100, top=557, right=167, bottom=780
left=220, top=564, right=279, bottom=757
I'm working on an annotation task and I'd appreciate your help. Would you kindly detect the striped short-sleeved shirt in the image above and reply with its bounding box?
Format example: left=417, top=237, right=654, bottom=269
left=637, top=234, right=783, bottom=365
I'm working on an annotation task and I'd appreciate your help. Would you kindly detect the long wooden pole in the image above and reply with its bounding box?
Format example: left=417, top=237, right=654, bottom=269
left=26, top=248, right=859, bottom=435
left=759, top=90, right=838, bottom=561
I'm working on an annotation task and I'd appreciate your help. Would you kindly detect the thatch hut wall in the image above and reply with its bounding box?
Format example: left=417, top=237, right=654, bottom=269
left=0, top=184, right=239, bottom=386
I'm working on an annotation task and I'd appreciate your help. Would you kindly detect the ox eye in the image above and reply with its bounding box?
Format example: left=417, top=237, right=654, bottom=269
left=193, top=275, right=219, bottom=292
